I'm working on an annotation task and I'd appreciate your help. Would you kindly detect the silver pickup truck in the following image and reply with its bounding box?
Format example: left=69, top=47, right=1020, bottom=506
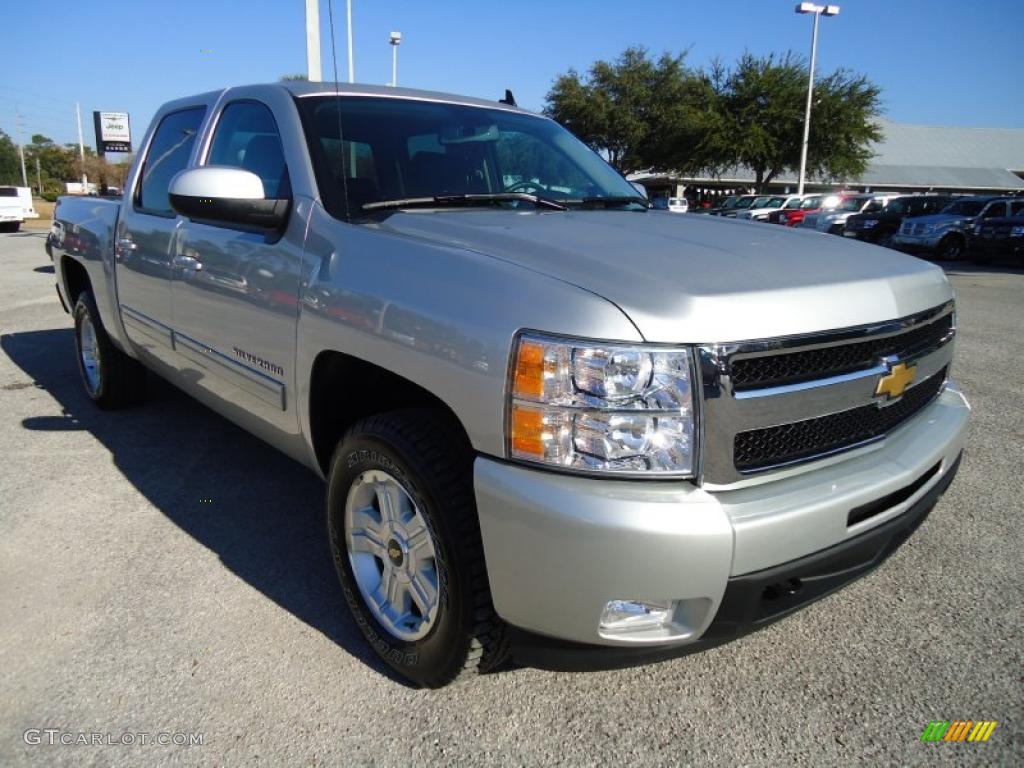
left=48, top=82, right=969, bottom=687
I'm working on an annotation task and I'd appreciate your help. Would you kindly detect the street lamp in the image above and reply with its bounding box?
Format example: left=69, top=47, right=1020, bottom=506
left=389, top=31, right=402, bottom=87
left=795, top=2, right=839, bottom=195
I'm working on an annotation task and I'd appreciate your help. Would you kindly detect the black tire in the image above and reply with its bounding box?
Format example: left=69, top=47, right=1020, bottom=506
left=0, top=221, right=20, bottom=233
left=326, top=409, right=509, bottom=687
left=936, top=234, right=965, bottom=261
left=73, top=291, right=147, bottom=408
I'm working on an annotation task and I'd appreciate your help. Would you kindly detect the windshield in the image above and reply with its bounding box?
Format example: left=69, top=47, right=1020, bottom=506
left=885, top=199, right=910, bottom=214
left=734, top=196, right=758, bottom=209
left=719, top=195, right=740, bottom=208
left=838, top=197, right=868, bottom=212
left=783, top=198, right=803, bottom=209
left=941, top=200, right=986, bottom=216
left=800, top=196, right=823, bottom=209
left=297, top=96, right=642, bottom=217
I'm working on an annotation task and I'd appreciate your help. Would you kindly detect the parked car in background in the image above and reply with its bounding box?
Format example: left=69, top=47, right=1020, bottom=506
left=701, top=195, right=743, bottom=216
left=768, top=194, right=837, bottom=227
left=0, top=186, right=39, bottom=232
left=843, top=195, right=954, bottom=247
left=968, top=205, right=1024, bottom=266
left=801, top=194, right=900, bottom=235
left=734, top=194, right=803, bottom=222
left=666, top=197, right=689, bottom=213
left=714, top=194, right=758, bottom=217
left=891, top=196, right=1010, bottom=260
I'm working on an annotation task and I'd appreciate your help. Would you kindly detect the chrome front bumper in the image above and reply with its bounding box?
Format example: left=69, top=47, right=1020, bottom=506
left=475, top=385, right=970, bottom=648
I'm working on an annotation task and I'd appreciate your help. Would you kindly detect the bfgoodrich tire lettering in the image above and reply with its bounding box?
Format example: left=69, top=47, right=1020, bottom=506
left=326, top=409, right=509, bottom=687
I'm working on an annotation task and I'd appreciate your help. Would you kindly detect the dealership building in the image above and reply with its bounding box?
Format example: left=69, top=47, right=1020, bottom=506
left=631, top=118, right=1024, bottom=201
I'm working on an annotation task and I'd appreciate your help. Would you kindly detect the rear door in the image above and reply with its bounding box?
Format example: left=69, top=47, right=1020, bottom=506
left=171, top=98, right=304, bottom=433
left=117, top=106, right=206, bottom=362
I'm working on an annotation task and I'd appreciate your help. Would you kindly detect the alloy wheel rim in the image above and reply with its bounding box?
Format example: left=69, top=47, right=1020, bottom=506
left=344, top=469, right=440, bottom=642
left=79, top=315, right=101, bottom=394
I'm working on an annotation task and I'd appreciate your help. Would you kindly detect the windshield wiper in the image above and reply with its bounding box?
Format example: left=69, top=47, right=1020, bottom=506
left=576, top=195, right=650, bottom=209
left=362, top=193, right=568, bottom=212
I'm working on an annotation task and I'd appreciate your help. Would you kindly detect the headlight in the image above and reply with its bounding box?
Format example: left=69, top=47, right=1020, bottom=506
left=1011, top=226, right=1024, bottom=237
left=508, top=333, right=696, bottom=476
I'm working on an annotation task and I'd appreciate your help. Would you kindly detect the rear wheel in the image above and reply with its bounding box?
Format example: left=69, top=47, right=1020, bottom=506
left=936, top=234, right=965, bottom=261
left=0, top=221, right=20, bottom=233
left=73, top=291, right=147, bottom=408
left=326, top=409, right=509, bottom=687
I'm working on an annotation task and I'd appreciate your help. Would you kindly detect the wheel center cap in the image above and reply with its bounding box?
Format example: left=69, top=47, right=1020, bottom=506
left=386, top=538, right=404, bottom=567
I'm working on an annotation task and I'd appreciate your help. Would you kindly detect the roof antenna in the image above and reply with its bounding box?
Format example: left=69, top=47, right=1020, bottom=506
left=499, top=89, right=517, bottom=107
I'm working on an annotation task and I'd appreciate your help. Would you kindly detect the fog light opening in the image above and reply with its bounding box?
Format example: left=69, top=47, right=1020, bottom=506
left=599, top=599, right=675, bottom=634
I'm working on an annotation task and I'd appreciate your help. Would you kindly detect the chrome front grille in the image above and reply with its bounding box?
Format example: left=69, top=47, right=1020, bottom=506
left=697, top=301, right=956, bottom=487
left=730, top=312, right=953, bottom=391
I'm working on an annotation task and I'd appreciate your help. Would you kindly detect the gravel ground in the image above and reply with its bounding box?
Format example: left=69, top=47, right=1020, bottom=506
left=1, top=231, right=1021, bottom=767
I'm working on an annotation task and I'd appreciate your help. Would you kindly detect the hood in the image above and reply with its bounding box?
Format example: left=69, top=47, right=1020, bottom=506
left=911, top=212, right=973, bottom=226
left=375, top=209, right=952, bottom=343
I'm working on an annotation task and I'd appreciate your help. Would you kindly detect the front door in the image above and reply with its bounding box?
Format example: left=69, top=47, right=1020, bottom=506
left=118, top=106, right=206, bottom=365
left=171, top=99, right=303, bottom=434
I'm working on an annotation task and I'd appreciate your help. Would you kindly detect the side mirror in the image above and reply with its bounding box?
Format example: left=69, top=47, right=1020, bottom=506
left=169, top=166, right=289, bottom=231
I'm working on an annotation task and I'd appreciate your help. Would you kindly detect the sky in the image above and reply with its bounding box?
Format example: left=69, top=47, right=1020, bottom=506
left=2, top=0, right=1023, bottom=154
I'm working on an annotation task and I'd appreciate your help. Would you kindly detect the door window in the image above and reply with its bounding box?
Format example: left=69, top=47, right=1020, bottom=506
left=981, top=202, right=1007, bottom=219
left=207, top=101, right=289, bottom=199
left=135, top=107, right=206, bottom=215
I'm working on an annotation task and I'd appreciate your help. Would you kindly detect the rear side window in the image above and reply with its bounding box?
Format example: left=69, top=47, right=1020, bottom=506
left=1011, top=201, right=1024, bottom=216
left=207, top=101, right=289, bottom=198
left=981, top=202, right=1007, bottom=218
left=0, top=187, right=17, bottom=197
left=136, top=107, right=206, bottom=215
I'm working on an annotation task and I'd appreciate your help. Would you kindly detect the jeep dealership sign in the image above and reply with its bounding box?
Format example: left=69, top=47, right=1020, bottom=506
left=93, top=111, right=132, bottom=154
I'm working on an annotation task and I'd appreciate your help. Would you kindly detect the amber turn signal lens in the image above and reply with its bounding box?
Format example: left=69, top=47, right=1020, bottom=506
left=513, top=339, right=545, bottom=399
left=510, top=405, right=545, bottom=458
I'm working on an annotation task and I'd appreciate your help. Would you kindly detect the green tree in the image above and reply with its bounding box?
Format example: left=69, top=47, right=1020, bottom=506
left=545, top=47, right=711, bottom=174
left=804, top=68, right=882, bottom=183
left=545, top=48, right=883, bottom=191
left=0, top=129, right=21, bottom=185
left=26, top=135, right=75, bottom=184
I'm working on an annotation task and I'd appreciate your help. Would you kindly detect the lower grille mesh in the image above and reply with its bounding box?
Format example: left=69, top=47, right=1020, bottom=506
left=734, top=368, right=947, bottom=472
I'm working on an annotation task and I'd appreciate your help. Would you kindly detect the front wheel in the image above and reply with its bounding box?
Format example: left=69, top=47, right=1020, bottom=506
left=936, top=234, right=965, bottom=261
left=326, top=409, right=509, bottom=687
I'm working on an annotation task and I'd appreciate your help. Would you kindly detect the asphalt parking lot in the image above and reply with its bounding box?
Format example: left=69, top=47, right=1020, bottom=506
left=1, top=230, right=1021, bottom=766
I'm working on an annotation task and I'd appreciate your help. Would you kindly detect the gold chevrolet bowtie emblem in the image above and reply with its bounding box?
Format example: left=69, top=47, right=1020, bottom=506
left=875, top=361, right=916, bottom=399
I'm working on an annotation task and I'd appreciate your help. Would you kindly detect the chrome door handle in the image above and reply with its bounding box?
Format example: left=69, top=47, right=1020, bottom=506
left=173, top=254, right=203, bottom=271
left=115, top=238, right=137, bottom=257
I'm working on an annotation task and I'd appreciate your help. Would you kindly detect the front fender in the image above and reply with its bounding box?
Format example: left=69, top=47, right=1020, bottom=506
left=295, top=204, right=642, bottom=464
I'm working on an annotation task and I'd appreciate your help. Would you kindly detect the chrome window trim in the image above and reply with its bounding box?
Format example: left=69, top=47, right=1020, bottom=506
left=696, top=301, right=956, bottom=488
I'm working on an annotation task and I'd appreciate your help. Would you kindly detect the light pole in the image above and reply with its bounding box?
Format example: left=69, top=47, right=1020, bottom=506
left=795, top=2, right=839, bottom=195
left=305, top=0, right=322, bottom=82
left=347, top=0, right=355, bottom=83
left=389, top=31, right=402, bottom=87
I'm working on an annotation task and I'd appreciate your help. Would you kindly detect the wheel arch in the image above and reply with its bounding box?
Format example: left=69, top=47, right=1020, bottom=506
left=306, top=349, right=474, bottom=477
